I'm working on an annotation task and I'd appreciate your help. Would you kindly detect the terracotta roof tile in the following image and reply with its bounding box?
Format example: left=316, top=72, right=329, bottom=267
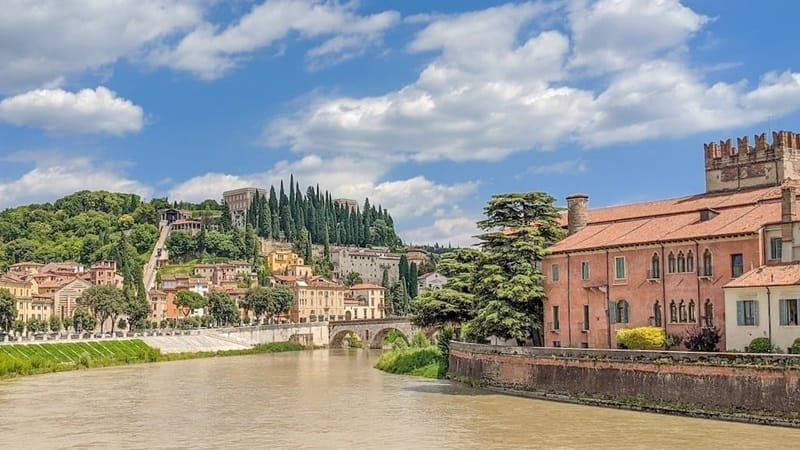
left=349, top=283, right=384, bottom=290
left=725, top=263, right=800, bottom=288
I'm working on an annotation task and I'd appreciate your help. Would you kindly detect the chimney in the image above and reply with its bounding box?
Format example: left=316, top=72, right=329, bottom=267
left=566, top=194, right=590, bottom=235
left=782, top=186, right=796, bottom=224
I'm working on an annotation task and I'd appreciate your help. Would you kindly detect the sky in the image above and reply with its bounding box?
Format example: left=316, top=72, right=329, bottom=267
left=2, top=0, right=800, bottom=246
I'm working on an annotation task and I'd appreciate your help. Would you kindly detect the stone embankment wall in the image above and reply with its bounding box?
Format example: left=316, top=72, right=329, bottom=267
left=449, top=342, right=800, bottom=418
left=142, top=324, right=329, bottom=354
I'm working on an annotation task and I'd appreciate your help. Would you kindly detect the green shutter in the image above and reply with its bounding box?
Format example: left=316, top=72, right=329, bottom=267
left=780, top=299, right=789, bottom=326
left=737, top=301, right=744, bottom=326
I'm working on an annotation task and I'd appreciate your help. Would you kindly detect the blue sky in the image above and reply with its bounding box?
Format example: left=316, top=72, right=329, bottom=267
left=2, top=0, right=800, bottom=245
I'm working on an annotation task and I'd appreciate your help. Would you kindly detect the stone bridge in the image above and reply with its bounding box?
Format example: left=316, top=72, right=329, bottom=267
left=329, top=318, right=425, bottom=349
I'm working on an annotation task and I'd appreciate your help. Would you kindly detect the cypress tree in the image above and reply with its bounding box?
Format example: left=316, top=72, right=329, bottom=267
left=409, top=262, right=418, bottom=298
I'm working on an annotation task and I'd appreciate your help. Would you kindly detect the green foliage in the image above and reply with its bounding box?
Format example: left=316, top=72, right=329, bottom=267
left=207, top=291, right=241, bottom=327
left=383, top=330, right=409, bottom=349
left=174, top=291, right=207, bottom=318
left=411, top=331, right=430, bottom=348
left=410, top=288, right=474, bottom=328
left=615, top=327, right=666, bottom=350
left=78, top=285, right=127, bottom=333
left=49, top=316, right=62, bottom=334
left=72, top=308, right=97, bottom=333
left=437, top=325, right=455, bottom=373
left=663, top=333, right=683, bottom=350
left=0, top=288, right=17, bottom=332
left=684, top=326, right=722, bottom=352
left=748, top=337, right=778, bottom=353
left=345, top=332, right=364, bottom=348
left=792, top=338, right=800, bottom=355
left=344, top=270, right=363, bottom=287
left=374, top=345, right=443, bottom=378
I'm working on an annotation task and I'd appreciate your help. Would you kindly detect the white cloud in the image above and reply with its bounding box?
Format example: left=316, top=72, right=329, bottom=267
left=568, top=0, right=708, bottom=72
left=0, top=155, right=152, bottom=208
left=0, top=87, right=144, bottom=135
left=149, top=0, right=400, bottom=79
left=267, top=0, right=800, bottom=161
left=0, top=0, right=202, bottom=93
left=402, top=208, right=480, bottom=247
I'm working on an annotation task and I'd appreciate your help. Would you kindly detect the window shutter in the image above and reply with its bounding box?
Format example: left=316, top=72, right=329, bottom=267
left=736, top=301, right=744, bottom=326
left=753, top=301, right=759, bottom=326
left=608, top=301, right=617, bottom=324
left=780, top=299, right=789, bottom=326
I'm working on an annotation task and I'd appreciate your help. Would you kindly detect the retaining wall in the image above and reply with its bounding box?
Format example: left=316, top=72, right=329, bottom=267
left=449, top=342, right=800, bottom=418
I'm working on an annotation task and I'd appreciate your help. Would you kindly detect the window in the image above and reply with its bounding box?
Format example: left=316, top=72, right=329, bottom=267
left=688, top=299, right=696, bottom=322
left=687, top=251, right=695, bottom=273
left=552, top=264, right=560, bottom=282
left=736, top=300, right=758, bottom=326
left=668, top=252, right=676, bottom=273
left=552, top=305, right=560, bottom=330
left=608, top=300, right=617, bottom=324
left=653, top=301, right=663, bottom=327
left=650, top=253, right=660, bottom=279
left=704, top=299, right=714, bottom=327
left=552, top=341, right=561, bottom=347
left=617, top=300, right=629, bottom=323
left=679, top=300, right=687, bottom=323
left=770, top=237, right=782, bottom=260
left=581, top=261, right=590, bottom=280
left=582, top=305, right=590, bottom=330
left=669, top=300, right=678, bottom=323
left=677, top=251, right=686, bottom=272
left=731, top=254, right=744, bottom=278
left=702, top=250, right=713, bottom=277
left=779, top=299, right=799, bottom=326
left=614, top=257, right=626, bottom=279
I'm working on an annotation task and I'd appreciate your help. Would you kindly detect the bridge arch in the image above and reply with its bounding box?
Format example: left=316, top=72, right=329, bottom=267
left=370, top=327, right=410, bottom=349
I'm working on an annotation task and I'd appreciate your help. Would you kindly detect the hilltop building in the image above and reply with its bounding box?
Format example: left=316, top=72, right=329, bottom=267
left=331, top=247, right=400, bottom=285
left=222, top=187, right=267, bottom=229
left=544, top=130, right=800, bottom=351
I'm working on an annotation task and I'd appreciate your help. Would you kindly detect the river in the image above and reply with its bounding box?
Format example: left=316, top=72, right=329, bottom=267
left=1, top=349, right=798, bottom=449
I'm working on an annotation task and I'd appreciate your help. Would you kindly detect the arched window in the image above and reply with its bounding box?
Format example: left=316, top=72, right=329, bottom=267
left=651, top=253, right=661, bottom=279
left=677, top=251, right=686, bottom=272
left=689, top=299, right=696, bottom=322
left=703, top=249, right=713, bottom=276
left=668, top=252, right=676, bottom=273
left=679, top=300, right=688, bottom=323
left=704, top=299, right=714, bottom=326
left=617, top=300, right=629, bottom=323
left=687, top=250, right=695, bottom=273
left=654, top=301, right=663, bottom=327
left=670, top=300, right=677, bottom=323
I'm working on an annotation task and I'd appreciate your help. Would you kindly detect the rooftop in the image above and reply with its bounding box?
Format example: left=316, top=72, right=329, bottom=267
left=725, top=263, right=800, bottom=288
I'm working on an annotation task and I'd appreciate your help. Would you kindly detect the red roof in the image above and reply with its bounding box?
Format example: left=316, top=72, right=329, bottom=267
left=550, top=182, right=795, bottom=253
left=725, top=263, right=800, bottom=288
left=349, top=283, right=384, bottom=290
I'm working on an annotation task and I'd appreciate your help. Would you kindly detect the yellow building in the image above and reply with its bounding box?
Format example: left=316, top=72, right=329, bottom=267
left=273, top=275, right=345, bottom=323
left=266, top=250, right=304, bottom=275
left=345, top=284, right=386, bottom=320
left=15, top=295, right=53, bottom=322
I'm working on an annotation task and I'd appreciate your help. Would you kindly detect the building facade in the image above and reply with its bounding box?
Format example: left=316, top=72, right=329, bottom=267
left=331, top=247, right=400, bottom=285
left=544, top=130, right=800, bottom=350
left=345, top=284, right=385, bottom=320
left=222, top=187, right=268, bottom=229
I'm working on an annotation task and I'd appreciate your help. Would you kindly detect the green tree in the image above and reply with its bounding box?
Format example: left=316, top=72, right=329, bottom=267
left=245, top=286, right=274, bottom=323
left=344, top=271, right=363, bottom=287
left=0, top=288, right=17, bottom=332
left=174, top=291, right=207, bottom=318
left=381, top=268, right=390, bottom=290
left=73, top=307, right=98, bottom=333
left=78, top=285, right=127, bottom=334
left=49, top=315, right=62, bottom=334
left=409, top=262, right=419, bottom=298
left=207, top=291, right=240, bottom=327
left=468, top=192, right=565, bottom=345
left=411, top=288, right=475, bottom=329
left=270, top=285, right=295, bottom=319
left=126, top=296, right=151, bottom=331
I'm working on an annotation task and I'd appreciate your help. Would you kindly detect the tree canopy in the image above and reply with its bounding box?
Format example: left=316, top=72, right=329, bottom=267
left=0, top=288, right=17, bottom=332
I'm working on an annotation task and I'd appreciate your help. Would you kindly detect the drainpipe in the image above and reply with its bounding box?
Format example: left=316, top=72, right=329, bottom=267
left=766, top=286, right=772, bottom=344
left=567, top=253, right=572, bottom=346
left=606, top=249, right=612, bottom=348
left=661, top=243, right=667, bottom=332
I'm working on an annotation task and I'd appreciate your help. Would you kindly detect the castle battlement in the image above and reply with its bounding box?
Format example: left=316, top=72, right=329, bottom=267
left=704, top=130, right=800, bottom=193
left=705, top=131, right=800, bottom=165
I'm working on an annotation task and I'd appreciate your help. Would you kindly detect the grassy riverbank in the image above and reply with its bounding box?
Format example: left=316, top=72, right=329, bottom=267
left=0, top=340, right=306, bottom=380
left=374, top=331, right=448, bottom=379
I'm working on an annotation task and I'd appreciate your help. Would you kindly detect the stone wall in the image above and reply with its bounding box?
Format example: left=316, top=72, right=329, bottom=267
left=449, top=342, right=800, bottom=417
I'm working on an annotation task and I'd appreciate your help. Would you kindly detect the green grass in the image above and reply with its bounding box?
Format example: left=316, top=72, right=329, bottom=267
left=158, top=261, right=198, bottom=275
left=0, top=340, right=307, bottom=380
left=374, top=345, right=445, bottom=379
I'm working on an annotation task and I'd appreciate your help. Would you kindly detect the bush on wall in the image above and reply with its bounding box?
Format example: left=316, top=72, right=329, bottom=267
left=615, top=326, right=665, bottom=350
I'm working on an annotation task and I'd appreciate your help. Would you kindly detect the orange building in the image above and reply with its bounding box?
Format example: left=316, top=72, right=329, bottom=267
left=544, top=130, right=800, bottom=350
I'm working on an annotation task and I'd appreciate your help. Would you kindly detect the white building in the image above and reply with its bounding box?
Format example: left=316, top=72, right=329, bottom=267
left=418, top=272, right=448, bottom=292
left=331, top=247, right=400, bottom=285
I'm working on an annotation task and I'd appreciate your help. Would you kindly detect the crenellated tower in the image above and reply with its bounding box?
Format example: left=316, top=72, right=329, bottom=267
left=704, top=130, right=800, bottom=192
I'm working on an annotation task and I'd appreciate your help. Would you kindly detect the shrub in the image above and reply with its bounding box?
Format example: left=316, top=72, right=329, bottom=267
left=792, top=338, right=800, bottom=355
left=748, top=337, right=777, bottom=353
left=615, top=326, right=665, bottom=350
left=437, top=326, right=455, bottom=373
left=383, top=330, right=408, bottom=349
left=663, top=334, right=683, bottom=350
left=684, top=326, right=722, bottom=352
left=374, top=346, right=442, bottom=377
left=411, top=331, right=431, bottom=348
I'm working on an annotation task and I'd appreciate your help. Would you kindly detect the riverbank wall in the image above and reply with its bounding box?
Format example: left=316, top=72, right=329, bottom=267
left=449, top=342, right=800, bottom=426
